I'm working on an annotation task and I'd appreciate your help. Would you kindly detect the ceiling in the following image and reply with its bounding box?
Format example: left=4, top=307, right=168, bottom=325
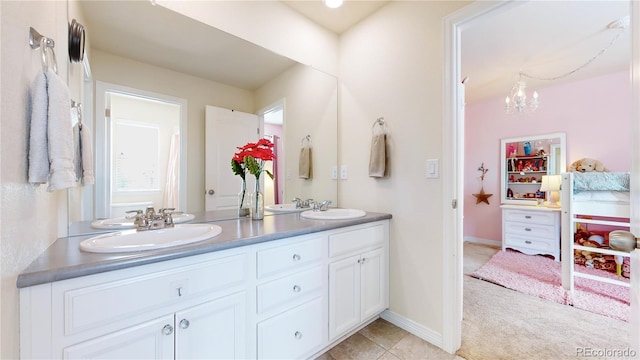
left=80, top=1, right=631, bottom=102
left=284, top=1, right=631, bottom=104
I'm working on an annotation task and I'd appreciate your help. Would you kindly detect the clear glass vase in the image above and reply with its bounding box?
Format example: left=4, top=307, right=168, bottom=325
left=238, top=180, right=249, bottom=217
left=251, top=180, right=264, bottom=220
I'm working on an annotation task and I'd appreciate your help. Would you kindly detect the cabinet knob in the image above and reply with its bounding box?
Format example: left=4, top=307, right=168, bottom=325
left=294, top=331, right=303, bottom=340
left=293, top=285, right=301, bottom=293
left=525, top=240, right=532, bottom=244
left=179, top=319, right=190, bottom=330
left=162, top=324, right=174, bottom=335
left=208, top=189, right=215, bottom=195
left=292, top=254, right=301, bottom=261
left=525, top=215, right=532, bottom=219
left=524, top=228, right=532, bottom=232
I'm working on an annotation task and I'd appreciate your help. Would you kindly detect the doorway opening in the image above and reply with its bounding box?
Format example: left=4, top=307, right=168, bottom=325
left=95, top=82, right=187, bottom=218
left=260, top=100, right=285, bottom=205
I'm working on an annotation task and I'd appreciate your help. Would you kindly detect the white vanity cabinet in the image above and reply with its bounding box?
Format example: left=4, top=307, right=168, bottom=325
left=255, top=234, right=328, bottom=359
left=20, top=249, right=251, bottom=359
left=328, top=223, right=388, bottom=342
left=19, top=219, right=390, bottom=359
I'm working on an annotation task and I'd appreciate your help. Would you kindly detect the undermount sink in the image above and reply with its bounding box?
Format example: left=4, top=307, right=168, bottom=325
left=300, top=208, right=366, bottom=220
left=91, top=213, right=196, bottom=229
left=79, top=224, right=222, bottom=253
left=265, top=203, right=305, bottom=213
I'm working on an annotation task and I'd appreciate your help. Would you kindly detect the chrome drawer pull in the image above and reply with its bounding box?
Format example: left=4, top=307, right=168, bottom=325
left=162, top=324, right=174, bottom=336
left=294, top=331, right=303, bottom=340
left=525, top=215, right=532, bottom=219
left=293, top=285, right=301, bottom=293
left=179, top=319, right=190, bottom=330
left=292, top=254, right=301, bottom=261
left=525, top=240, right=532, bottom=244
left=524, top=228, right=532, bottom=232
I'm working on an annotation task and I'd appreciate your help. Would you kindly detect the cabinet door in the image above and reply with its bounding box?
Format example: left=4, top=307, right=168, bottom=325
left=63, top=315, right=174, bottom=359
left=360, top=248, right=386, bottom=320
left=328, top=254, right=361, bottom=341
left=174, top=292, right=246, bottom=360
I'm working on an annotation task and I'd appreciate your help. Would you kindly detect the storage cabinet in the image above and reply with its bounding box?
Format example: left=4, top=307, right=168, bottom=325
left=328, top=224, right=388, bottom=342
left=501, top=205, right=561, bottom=260
left=505, top=155, right=549, bottom=203
left=255, top=235, right=327, bottom=360
left=20, top=220, right=390, bottom=359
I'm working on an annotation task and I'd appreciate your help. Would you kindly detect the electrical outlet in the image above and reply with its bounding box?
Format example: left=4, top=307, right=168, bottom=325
left=340, top=165, right=348, bottom=180
left=331, top=165, right=338, bottom=180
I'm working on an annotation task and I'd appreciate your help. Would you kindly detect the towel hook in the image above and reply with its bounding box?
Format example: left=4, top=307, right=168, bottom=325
left=301, top=134, right=311, bottom=146
left=372, top=117, right=387, bottom=134
left=30, top=27, right=57, bottom=74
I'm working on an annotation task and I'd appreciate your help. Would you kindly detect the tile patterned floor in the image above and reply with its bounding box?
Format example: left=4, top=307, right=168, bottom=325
left=315, top=318, right=463, bottom=360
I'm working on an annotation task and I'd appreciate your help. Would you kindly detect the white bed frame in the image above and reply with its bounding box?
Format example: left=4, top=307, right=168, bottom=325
left=561, top=172, right=631, bottom=292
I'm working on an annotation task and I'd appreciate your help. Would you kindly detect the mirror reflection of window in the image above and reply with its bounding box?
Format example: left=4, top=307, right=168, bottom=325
left=108, top=92, right=181, bottom=217
left=263, top=104, right=284, bottom=205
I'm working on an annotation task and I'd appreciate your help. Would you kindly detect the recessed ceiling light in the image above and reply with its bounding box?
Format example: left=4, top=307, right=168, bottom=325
left=325, top=0, right=344, bottom=9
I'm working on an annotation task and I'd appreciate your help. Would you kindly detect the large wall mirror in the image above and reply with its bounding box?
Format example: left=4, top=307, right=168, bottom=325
left=500, top=133, right=566, bottom=205
left=67, top=1, right=338, bottom=234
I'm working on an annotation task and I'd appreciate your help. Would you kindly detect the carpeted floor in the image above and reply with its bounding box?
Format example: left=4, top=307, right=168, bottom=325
left=458, top=243, right=631, bottom=360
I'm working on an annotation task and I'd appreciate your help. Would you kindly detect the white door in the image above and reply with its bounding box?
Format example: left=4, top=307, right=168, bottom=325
left=360, top=247, right=386, bottom=320
left=205, top=106, right=260, bottom=211
left=63, top=315, right=174, bottom=359
left=328, top=254, right=361, bottom=341
left=174, top=292, right=247, bottom=359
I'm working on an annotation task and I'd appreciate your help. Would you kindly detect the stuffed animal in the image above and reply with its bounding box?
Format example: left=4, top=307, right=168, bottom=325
left=568, top=158, right=609, bottom=172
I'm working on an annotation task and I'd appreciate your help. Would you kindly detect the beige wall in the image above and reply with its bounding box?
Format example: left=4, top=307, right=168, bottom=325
left=89, top=49, right=255, bottom=214
left=255, top=63, right=338, bottom=205
left=339, top=0, right=470, bottom=337
left=1, top=1, right=69, bottom=357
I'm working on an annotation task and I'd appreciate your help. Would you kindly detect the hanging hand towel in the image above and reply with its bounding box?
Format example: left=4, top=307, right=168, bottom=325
left=368, top=133, right=387, bottom=178
left=45, top=68, right=76, bottom=191
left=299, top=145, right=312, bottom=179
left=28, top=71, right=49, bottom=184
left=79, top=123, right=95, bottom=185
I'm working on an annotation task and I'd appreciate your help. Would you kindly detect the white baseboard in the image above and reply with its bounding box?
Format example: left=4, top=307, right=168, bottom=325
left=380, top=310, right=444, bottom=350
left=463, top=236, right=501, bottom=248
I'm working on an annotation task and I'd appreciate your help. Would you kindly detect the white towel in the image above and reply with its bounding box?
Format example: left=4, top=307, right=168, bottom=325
left=28, top=71, right=49, bottom=184
left=79, top=123, right=95, bottom=185
left=46, top=69, right=76, bottom=191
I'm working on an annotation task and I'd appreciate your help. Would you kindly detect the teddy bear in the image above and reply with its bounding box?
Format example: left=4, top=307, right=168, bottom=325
left=568, top=158, right=609, bottom=172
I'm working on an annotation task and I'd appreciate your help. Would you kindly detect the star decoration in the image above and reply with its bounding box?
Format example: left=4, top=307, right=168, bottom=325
left=473, top=187, right=493, bottom=205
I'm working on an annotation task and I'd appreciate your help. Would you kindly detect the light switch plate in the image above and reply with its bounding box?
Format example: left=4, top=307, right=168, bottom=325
left=426, top=159, right=439, bottom=178
left=340, top=165, right=348, bottom=180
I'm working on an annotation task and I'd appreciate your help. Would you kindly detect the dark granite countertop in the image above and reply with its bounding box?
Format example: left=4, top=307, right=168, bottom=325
left=18, top=211, right=391, bottom=288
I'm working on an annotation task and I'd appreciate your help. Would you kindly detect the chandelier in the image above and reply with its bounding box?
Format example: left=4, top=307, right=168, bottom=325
left=504, top=73, right=539, bottom=114
left=503, top=15, right=629, bottom=115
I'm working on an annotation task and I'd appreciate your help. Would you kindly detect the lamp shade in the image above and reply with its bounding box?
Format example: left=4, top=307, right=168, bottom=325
left=540, top=175, right=562, bottom=192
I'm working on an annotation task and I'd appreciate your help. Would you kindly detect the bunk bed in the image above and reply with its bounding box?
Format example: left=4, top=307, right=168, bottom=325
left=561, top=171, right=631, bottom=293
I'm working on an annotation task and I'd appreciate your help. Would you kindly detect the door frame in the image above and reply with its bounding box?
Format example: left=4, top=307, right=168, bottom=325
left=95, top=81, right=188, bottom=218
left=441, top=0, right=640, bottom=353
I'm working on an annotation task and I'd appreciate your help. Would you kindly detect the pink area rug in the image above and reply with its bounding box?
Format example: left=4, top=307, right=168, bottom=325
left=471, top=250, right=630, bottom=322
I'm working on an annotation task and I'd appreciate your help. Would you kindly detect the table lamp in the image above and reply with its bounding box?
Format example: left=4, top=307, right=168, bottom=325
left=540, top=175, right=561, bottom=208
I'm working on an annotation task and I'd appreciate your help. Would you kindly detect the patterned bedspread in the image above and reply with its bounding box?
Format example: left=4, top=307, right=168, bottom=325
left=573, top=172, right=630, bottom=192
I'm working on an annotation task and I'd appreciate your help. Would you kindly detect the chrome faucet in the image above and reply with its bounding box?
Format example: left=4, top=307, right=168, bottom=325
left=312, top=200, right=332, bottom=211
left=292, top=197, right=302, bottom=209
left=126, top=207, right=177, bottom=231
left=302, top=199, right=314, bottom=208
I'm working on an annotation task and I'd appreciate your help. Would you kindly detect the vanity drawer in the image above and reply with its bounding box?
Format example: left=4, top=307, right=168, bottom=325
left=58, top=253, right=246, bottom=336
left=257, top=265, right=323, bottom=314
left=503, top=209, right=557, bottom=226
left=257, top=296, right=325, bottom=359
left=329, top=224, right=384, bottom=258
left=504, top=222, right=557, bottom=239
left=256, top=236, right=324, bottom=279
left=504, top=234, right=556, bottom=253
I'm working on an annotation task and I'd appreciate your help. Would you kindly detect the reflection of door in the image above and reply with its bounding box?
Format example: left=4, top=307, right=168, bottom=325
left=95, top=82, right=186, bottom=219
left=205, top=106, right=260, bottom=211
